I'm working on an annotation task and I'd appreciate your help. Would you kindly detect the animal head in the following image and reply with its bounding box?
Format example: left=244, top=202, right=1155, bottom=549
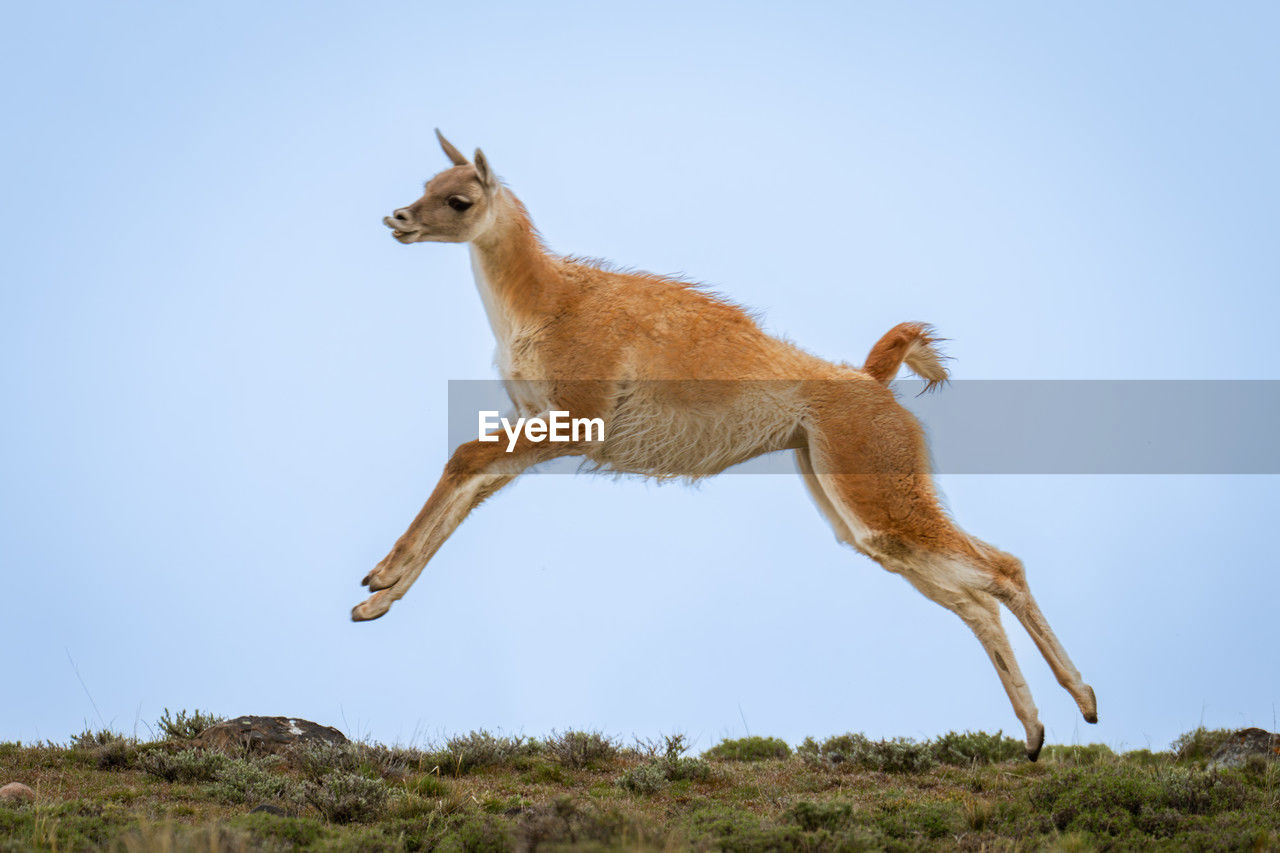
left=384, top=130, right=500, bottom=244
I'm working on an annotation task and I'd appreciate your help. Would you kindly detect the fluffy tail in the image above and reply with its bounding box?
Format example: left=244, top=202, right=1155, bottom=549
left=863, top=322, right=949, bottom=392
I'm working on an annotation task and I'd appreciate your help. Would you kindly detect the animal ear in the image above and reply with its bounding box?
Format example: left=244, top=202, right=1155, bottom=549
left=435, top=128, right=468, bottom=166
left=474, top=148, right=497, bottom=191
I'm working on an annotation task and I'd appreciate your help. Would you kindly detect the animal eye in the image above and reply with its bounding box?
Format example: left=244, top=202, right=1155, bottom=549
left=447, top=196, right=473, bottom=212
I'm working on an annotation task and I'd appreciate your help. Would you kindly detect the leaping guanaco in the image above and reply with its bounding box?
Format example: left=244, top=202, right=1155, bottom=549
left=356, top=131, right=1097, bottom=760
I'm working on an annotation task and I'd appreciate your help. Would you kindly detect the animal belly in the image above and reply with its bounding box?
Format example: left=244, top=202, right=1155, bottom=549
left=595, top=395, right=802, bottom=479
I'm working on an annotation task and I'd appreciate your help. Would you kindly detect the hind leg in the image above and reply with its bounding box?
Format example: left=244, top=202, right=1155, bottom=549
left=982, top=562, right=1098, bottom=724
left=896, top=568, right=1046, bottom=758
left=799, top=403, right=1052, bottom=758
left=1014, top=595, right=1097, bottom=723
left=800, top=479, right=1047, bottom=753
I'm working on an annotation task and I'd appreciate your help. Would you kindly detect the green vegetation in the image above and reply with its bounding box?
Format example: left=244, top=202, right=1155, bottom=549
left=543, top=730, right=621, bottom=770
left=0, top=718, right=1276, bottom=850
left=798, top=732, right=937, bottom=773
left=931, top=729, right=1025, bottom=766
left=616, top=734, right=714, bottom=794
left=703, top=735, right=792, bottom=762
left=1171, top=725, right=1238, bottom=763
left=423, top=730, right=541, bottom=777
left=156, top=708, right=225, bottom=741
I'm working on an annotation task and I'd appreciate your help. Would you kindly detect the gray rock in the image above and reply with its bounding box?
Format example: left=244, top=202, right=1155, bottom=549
left=1207, top=727, right=1280, bottom=769
left=249, top=803, right=292, bottom=816
left=0, top=782, right=35, bottom=804
left=193, top=716, right=348, bottom=756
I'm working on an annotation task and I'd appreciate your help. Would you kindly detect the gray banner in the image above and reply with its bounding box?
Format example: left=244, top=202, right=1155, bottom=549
left=445, top=380, right=1280, bottom=474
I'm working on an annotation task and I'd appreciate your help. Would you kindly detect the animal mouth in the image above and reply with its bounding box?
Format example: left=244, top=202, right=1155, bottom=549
left=383, top=216, right=418, bottom=241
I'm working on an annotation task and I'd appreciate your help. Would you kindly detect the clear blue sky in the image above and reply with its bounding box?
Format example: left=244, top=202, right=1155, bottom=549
left=2, top=2, right=1277, bottom=750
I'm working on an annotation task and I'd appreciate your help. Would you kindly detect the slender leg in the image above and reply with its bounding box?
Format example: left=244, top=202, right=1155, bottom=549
left=352, top=426, right=580, bottom=622
left=998, top=584, right=1098, bottom=723
left=898, top=570, right=1046, bottom=759
left=960, top=538, right=1099, bottom=724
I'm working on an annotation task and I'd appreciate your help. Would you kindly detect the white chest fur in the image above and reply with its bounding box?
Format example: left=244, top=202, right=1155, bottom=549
left=468, top=244, right=517, bottom=376
left=467, top=243, right=547, bottom=412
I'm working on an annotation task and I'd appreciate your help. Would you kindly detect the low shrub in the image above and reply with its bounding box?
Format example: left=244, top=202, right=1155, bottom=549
left=232, top=812, right=326, bottom=848
left=874, top=799, right=959, bottom=840
left=515, top=797, right=644, bottom=850
left=447, top=814, right=515, bottom=851
left=521, top=759, right=570, bottom=785
left=302, top=772, right=389, bottom=823
left=1124, top=748, right=1172, bottom=767
left=798, top=733, right=935, bottom=773
left=1171, top=727, right=1236, bottom=763
left=1039, top=743, right=1116, bottom=766
left=788, top=800, right=853, bottom=831
left=616, top=761, right=669, bottom=795
left=69, top=729, right=124, bottom=750
left=615, top=734, right=713, bottom=794
left=428, top=730, right=540, bottom=776
left=70, top=729, right=139, bottom=770
left=704, top=736, right=791, bottom=762
left=290, top=741, right=408, bottom=781
left=931, top=730, right=1023, bottom=765
left=139, top=748, right=229, bottom=783
left=667, top=755, right=713, bottom=782
left=138, top=748, right=297, bottom=807
left=543, top=730, right=620, bottom=769
left=155, top=708, right=223, bottom=741
left=211, top=757, right=297, bottom=805
left=1030, top=764, right=1250, bottom=836
left=94, top=739, right=138, bottom=771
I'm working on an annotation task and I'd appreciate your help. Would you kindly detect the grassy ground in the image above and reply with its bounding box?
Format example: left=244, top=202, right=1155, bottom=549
left=0, top=718, right=1276, bottom=851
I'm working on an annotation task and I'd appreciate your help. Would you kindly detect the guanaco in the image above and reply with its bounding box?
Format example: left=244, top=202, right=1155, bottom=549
left=357, top=131, right=1097, bottom=759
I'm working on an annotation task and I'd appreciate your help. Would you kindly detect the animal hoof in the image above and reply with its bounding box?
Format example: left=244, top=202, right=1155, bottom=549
left=1026, top=723, right=1045, bottom=762
left=362, top=566, right=399, bottom=591
left=351, top=592, right=393, bottom=622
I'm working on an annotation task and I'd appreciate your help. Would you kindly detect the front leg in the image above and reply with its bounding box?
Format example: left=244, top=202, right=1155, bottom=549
left=352, top=423, right=578, bottom=622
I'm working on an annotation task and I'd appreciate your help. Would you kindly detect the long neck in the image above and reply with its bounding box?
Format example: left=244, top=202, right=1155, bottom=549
left=468, top=189, right=562, bottom=340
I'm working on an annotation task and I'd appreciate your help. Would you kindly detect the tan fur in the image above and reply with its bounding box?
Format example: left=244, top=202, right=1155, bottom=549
left=863, top=322, right=949, bottom=391
left=359, top=133, right=1097, bottom=758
